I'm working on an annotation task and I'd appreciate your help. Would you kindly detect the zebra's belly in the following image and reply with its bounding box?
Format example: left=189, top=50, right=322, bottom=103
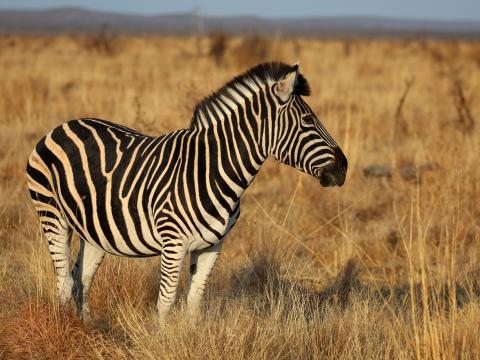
left=66, top=200, right=162, bottom=257
left=81, top=228, right=162, bottom=257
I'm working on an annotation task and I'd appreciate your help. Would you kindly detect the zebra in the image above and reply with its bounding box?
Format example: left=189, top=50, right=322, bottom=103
left=26, top=62, right=347, bottom=320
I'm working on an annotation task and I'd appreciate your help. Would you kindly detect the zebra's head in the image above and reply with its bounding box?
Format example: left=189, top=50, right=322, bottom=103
left=269, top=63, right=347, bottom=187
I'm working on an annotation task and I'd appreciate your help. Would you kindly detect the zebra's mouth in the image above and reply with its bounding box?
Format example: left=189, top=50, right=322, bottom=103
left=313, top=165, right=345, bottom=187
left=319, top=172, right=337, bottom=187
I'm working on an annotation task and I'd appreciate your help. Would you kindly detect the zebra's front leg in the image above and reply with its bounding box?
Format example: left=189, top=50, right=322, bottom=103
left=157, top=240, right=187, bottom=320
left=72, top=239, right=105, bottom=320
left=186, top=240, right=223, bottom=317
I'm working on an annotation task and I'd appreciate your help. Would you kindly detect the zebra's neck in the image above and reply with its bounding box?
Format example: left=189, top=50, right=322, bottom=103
left=189, top=83, right=271, bottom=203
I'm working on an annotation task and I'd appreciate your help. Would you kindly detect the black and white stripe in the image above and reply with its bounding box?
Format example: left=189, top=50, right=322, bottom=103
left=27, top=62, right=347, bottom=319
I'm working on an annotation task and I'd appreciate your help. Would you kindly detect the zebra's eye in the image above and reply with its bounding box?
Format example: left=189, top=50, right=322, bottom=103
left=302, top=115, right=316, bottom=127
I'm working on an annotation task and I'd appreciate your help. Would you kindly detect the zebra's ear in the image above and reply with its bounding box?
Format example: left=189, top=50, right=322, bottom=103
left=275, top=65, right=299, bottom=102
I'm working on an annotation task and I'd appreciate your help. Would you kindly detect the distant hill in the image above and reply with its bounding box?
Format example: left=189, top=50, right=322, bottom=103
left=1, top=7, right=480, bottom=38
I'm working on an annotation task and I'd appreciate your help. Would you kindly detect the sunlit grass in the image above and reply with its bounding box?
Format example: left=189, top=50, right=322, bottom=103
left=0, top=33, right=480, bottom=359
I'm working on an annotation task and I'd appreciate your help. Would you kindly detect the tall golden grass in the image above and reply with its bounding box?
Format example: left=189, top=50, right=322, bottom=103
left=1, top=33, right=480, bottom=359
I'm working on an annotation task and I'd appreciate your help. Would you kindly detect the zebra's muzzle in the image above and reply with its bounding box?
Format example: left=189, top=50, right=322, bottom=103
left=317, top=147, right=347, bottom=187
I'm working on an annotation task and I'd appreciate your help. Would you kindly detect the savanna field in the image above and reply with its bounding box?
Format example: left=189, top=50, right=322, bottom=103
left=1, top=33, right=480, bottom=359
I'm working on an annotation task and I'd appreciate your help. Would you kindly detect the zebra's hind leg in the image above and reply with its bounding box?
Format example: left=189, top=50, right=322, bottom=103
left=72, top=239, right=105, bottom=320
left=32, top=196, right=74, bottom=305
left=156, top=239, right=187, bottom=320
left=186, top=240, right=223, bottom=317
left=50, top=226, right=74, bottom=305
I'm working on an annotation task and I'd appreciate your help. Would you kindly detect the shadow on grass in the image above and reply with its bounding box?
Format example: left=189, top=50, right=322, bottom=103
left=212, top=250, right=478, bottom=320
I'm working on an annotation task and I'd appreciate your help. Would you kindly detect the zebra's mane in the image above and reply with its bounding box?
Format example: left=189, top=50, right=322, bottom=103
left=190, top=62, right=310, bottom=129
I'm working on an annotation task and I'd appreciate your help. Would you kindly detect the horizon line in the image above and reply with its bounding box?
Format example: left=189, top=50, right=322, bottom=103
left=1, top=5, right=480, bottom=24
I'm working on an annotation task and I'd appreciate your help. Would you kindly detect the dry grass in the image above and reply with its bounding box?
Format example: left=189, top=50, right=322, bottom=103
left=1, top=33, right=480, bottom=359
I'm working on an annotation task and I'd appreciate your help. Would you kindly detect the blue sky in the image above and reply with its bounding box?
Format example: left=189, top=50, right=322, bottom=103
left=1, top=0, right=479, bottom=21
